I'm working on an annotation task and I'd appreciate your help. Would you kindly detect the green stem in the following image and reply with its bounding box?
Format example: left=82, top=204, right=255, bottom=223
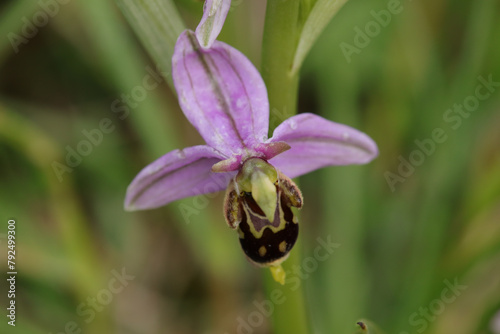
left=261, top=0, right=301, bottom=131
left=263, top=238, right=310, bottom=334
left=261, top=1, right=310, bottom=334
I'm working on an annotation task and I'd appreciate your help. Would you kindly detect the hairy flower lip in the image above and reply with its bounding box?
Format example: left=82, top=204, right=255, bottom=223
left=224, top=163, right=303, bottom=268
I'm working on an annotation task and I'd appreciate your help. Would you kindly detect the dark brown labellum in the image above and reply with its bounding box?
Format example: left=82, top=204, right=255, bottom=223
left=224, top=169, right=303, bottom=267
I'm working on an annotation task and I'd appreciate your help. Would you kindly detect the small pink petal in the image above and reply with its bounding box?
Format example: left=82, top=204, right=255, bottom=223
left=211, top=155, right=242, bottom=172
left=195, top=0, right=232, bottom=48
left=254, top=141, right=291, bottom=160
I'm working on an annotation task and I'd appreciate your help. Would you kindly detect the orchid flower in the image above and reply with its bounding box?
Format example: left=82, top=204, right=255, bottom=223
left=124, top=0, right=378, bottom=282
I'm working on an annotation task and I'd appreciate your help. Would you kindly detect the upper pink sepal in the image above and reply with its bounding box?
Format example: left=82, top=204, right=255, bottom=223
left=195, top=0, right=232, bottom=48
left=172, top=31, right=270, bottom=157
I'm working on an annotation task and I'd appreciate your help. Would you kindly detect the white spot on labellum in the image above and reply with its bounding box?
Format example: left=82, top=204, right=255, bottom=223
left=288, top=119, right=297, bottom=130
left=342, top=132, right=350, bottom=140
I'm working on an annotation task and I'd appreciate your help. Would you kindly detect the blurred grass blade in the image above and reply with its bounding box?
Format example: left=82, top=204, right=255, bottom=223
left=292, top=0, right=349, bottom=75
left=0, top=0, right=41, bottom=65
left=115, top=0, right=185, bottom=86
left=450, top=0, right=497, bottom=95
left=78, top=0, right=181, bottom=156
left=0, top=104, right=109, bottom=332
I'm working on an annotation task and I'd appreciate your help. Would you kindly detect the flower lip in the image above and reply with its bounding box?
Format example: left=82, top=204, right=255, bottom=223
left=224, top=164, right=303, bottom=268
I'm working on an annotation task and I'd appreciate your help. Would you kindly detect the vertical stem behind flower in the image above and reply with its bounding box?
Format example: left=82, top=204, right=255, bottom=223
left=261, top=1, right=310, bottom=334
left=263, top=238, right=310, bottom=334
left=261, top=0, right=301, bottom=132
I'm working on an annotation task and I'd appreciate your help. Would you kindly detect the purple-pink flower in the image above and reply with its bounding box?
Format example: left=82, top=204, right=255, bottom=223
left=124, top=1, right=378, bottom=270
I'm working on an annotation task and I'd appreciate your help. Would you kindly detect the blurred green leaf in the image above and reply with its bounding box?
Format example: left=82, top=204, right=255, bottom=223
left=78, top=0, right=182, bottom=156
left=292, top=0, right=350, bottom=74
left=115, top=0, right=185, bottom=89
left=0, top=0, right=40, bottom=65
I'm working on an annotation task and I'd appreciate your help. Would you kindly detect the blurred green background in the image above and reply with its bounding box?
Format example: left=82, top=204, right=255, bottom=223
left=1, top=0, right=499, bottom=333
